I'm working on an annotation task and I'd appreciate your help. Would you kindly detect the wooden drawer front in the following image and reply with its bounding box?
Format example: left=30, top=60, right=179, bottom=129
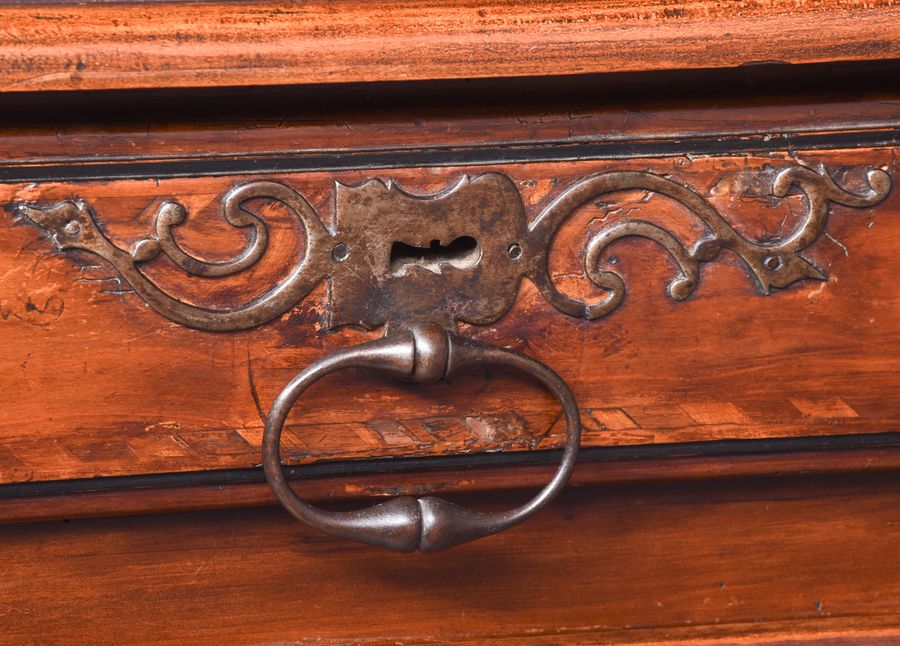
left=1, top=143, right=897, bottom=485
left=4, top=473, right=900, bottom=644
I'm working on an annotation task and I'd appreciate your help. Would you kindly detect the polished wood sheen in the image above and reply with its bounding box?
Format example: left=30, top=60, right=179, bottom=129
left=3, top=473, right=899, bottom=643
left=0, top=1, right=898, bottom=92
left=4, top=441, right=900, bottom=523
left=1, top=7, right=899, bottom=639
left=1, top=149, right=897, bottom=483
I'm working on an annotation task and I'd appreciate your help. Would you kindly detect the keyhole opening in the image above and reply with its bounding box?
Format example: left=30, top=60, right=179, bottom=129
left=389, top=236, right=481, bottom=275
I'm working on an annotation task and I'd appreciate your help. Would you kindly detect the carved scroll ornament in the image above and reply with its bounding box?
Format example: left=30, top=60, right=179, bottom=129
left=12, top=165, right=892, bottom=332
left=10, top=164, right=891, bottom=552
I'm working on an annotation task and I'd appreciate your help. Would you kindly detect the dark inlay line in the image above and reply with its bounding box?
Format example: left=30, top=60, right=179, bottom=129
left=2, top=431, right=899, bottom=500
left=0, top=128, right=896, bottom=184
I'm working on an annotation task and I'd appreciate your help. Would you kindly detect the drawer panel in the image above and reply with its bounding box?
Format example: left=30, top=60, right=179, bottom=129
left=1, top=146, right=897, bottom=484
left=4, top=472, right=900, bottom=643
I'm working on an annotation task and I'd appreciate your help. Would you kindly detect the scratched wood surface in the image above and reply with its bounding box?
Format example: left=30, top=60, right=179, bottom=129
left=3, top=472, right=900, bottom=643
left=1, top=70, right=898, bottom=488
left=2, top=13, right=898, bottom=645
left=0, top=146, right=897, bottom=484
left=1, top=0, right=899, bottom=92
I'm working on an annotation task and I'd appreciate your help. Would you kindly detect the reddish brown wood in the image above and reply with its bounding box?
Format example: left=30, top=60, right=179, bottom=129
left=1, top=1, right=899, bottom=92
left=1, top=8, right=897, bottom=642
left=3, top=472, right=899, bottom=643
left=1, top=74, right=897, bottom=165
left=3, top=444, right=900, bottom=523
left=1, top=147, right=897, bottom=483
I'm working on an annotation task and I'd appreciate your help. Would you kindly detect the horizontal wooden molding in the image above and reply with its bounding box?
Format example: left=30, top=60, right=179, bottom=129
left=1, top=1, right=899, bottom=92
left=3, top=434, right=900, bottom=522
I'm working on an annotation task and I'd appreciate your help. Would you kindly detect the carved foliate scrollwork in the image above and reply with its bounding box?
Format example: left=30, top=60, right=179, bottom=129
left=11, top=165, right=891, bottom=332
left=528, top=166, right=891, bottom=320
left=11, top=162, right=893, bottom=553
left=13, top=181, right=331, bottom=331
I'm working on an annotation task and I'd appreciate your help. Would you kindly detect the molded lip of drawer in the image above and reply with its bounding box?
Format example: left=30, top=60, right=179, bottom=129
left=3, top=432, right=900, bottom=523
left=1, top=127, right=898, bottom=185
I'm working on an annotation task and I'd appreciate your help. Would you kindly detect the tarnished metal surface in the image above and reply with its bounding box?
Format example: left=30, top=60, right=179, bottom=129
left=263, top=321, right=581, bottom=552
left=13, top=181, right=331, bottom=331
left=9, top=164, right=892, bottom=550
left=13, top=166, right=890, bottom=331
left=330, top=174, right=528, bottom=328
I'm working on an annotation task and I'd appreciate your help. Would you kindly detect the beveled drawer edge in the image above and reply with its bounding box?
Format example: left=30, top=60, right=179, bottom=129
left=1, top=127, right=897, bottom=184
left=3, top=432, right=900, bottom=523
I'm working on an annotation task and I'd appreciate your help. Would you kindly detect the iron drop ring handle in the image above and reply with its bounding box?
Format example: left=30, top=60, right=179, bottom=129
left=262, top=321, right=581, bottom=552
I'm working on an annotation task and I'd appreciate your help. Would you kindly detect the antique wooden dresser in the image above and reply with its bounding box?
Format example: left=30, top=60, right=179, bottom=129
left=1, top=2, right=899, bottom=643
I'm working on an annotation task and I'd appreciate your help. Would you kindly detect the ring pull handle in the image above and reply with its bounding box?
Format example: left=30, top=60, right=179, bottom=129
left=262, top=321, right=582, bottom=552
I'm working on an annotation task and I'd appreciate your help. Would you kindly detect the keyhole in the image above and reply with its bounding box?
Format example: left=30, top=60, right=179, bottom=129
left=389, top=236, right=481, bottom=275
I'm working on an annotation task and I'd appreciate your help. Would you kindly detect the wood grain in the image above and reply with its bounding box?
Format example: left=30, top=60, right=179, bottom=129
left=3, top=472, right=899, bottom=643
left=2, top=13, right=898, bottom=643
left=0, top=1, right=899, bottom=92
left=1, top=64, right=897, bottom=169
left=1, top=147, right=898, bottom=484
left=4, top=441, right=900, bottom=523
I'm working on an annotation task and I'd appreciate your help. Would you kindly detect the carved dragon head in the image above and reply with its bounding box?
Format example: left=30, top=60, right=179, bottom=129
left=744, top=249, right=827, bottom=294
left=13, top=200, right=109, bottom=254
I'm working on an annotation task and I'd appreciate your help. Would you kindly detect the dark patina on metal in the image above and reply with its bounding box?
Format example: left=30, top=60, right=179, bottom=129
left=11, top=164, right=891, bottom=551
left=263, top=321, right=580, bottom=552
